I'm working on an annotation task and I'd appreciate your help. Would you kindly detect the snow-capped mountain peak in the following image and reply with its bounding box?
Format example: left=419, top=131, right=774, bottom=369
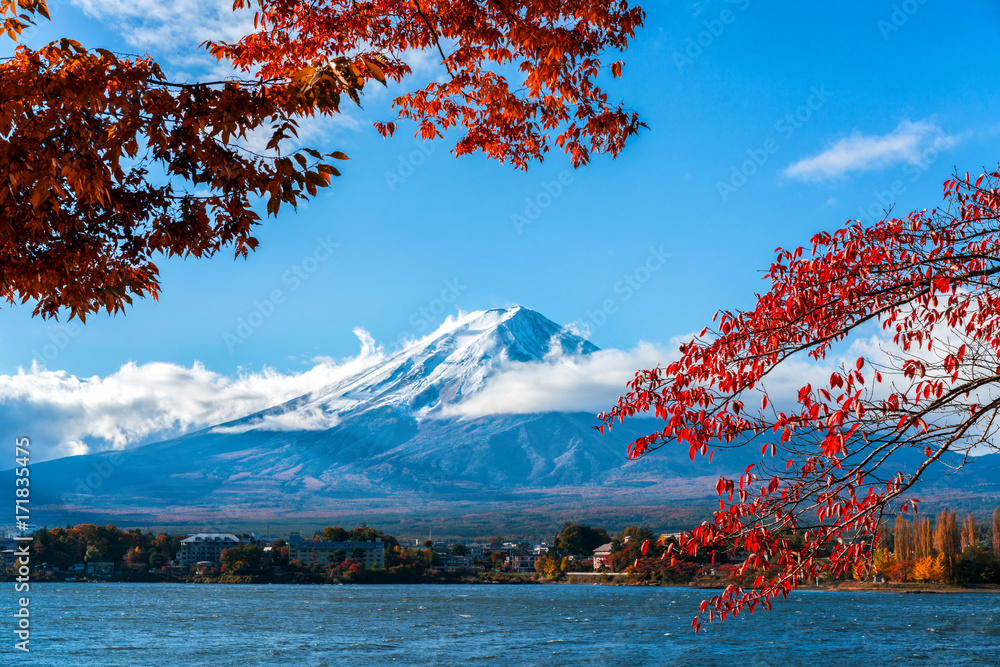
left=217, top=306, right=597, bottom=432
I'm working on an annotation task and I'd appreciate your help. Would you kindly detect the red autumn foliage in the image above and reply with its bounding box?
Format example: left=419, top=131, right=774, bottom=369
left=210, top=0, right=646, bottom=169
left=886, top=559, right=916, bottom=583
left=1, top=0, right=644, bottom=318
left=601, top=171, right=1000, bottom=631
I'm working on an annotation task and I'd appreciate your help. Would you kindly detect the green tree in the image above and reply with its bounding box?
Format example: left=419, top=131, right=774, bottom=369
left=348, top=524, right=379, bottom=542
left=993, top=508, right=1000, bottom=558
left=322, top=526, right=349, bottom=542
left=451, top=543, right=467, bottom=556
left=269, top=539, right=290, bottom=567
left=621, top=526, right=655, bottom=544
left=554, top=523, right=610, bottom=557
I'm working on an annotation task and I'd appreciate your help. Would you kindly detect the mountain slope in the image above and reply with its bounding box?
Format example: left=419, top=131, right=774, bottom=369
left=11, top=305, right=1000, bottom=534
left=221, top=306, right=598, bottom=433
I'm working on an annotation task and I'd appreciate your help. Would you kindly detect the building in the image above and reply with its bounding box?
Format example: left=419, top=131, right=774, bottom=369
left=592, top=542, right=614, bottom=570
left=165, top=559, right=188, bottom=574
left=87, top=561, right=115, bottom=576
left=287, top=533, right=385, bottom=569
left=193, top=561, right=220, bottom=575
left=592, top=535, right=638, bottom=570
left=178, top=533, right=242, bottom=567
left=507, top=552, right=541, bottom=573
left=4, top=525, right=37, bottom=539
left=435, top=555, right=472, bottom=572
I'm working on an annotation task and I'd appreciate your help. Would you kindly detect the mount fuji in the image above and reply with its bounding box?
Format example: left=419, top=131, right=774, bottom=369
left=10, top=305, right=1000, bottom=535
left=214, top=305, right=601, bottom=432
left=15, top=306, right=754, bottom=534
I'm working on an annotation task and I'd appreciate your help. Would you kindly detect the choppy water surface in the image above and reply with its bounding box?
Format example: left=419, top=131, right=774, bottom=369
left=4, top=583, right=999, bottom=665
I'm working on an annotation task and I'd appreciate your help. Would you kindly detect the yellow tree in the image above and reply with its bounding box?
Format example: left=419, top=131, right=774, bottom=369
left=871, top=547, right=895, bottom=582
left=911, top=554, right=944, bottom=583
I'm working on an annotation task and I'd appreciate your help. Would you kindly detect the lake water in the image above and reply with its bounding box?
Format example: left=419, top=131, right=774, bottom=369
left=3, top=583, right=999, bottom=665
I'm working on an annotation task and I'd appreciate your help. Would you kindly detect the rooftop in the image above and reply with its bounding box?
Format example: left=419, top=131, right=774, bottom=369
left=180, top=533, right=241, bottom=544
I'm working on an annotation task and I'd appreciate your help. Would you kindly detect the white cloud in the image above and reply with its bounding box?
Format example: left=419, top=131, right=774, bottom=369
left=439, top=321, right=948, bottom=428
left=210, top=406, right=343, bottom=435
left=19, top=304, right=987, bottom=465
left=70, top=0, right=255, bottom=53
left=0, top=331, right=385, bottom=462
left=69, top=0, right=387, bottom=155
left=784, top=120, right=961, bottom=181
left=440, top=341, right=683, bottom=418
left=0, top=315, right=489, bottom=462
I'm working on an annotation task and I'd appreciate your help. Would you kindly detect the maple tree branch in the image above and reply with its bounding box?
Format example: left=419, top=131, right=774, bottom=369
left=412, top=0, right=454, bottom=76
left=490, top=0, right=518, bottom=24
left=148, top=77, right=283, bottom=89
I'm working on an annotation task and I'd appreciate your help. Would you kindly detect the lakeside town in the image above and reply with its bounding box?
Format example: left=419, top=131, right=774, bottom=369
left=5, top=522, right=676, bottom=583
left=6, top=510, right=1000, bottom=588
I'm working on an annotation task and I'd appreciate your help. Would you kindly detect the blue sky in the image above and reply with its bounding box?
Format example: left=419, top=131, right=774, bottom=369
left=3, top=1, right=1000, bottom=459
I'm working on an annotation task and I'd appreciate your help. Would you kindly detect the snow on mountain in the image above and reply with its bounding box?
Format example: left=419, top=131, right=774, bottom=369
left=215, top=306, right=599, bottom=433
left=14, top=303, right=994, bottom=533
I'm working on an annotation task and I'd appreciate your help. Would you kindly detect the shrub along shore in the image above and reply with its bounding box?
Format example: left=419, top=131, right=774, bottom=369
left=10, top=512, right=1000, bottom=589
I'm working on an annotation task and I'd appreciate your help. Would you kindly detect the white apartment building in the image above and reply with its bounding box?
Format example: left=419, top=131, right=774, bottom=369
left=178, top=533, right=242, bottom=567
left=287, top=533, right=385, bottom=569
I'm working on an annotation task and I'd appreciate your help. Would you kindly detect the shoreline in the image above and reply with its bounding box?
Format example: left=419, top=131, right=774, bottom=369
left=818, top=582, right=1000, bottom=594
left=12, top=572, right=1000, bottom=593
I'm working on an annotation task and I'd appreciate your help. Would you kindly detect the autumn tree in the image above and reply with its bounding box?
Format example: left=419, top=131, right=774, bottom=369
left=123, top=546, right=147, bottom=569
left=1, top=0, right=644, bottom=319
left=933, top=508, right=959, bottom=583
left=911, top=554, right=944, bottom=583
left=915, top=517, right=933, bottom=560
left=893, top=515, right=913, bottom=561
left=220, top=543, right=263, bottom=573
left=993, top=508, right=1000, bottom=558
left=347, top=524, right=380, bottom=543
left=961, top=513, right=978, bottom=550
left=600, top=171, right=1000, bottom=631
left=871, top=547, right=894, bottom=581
